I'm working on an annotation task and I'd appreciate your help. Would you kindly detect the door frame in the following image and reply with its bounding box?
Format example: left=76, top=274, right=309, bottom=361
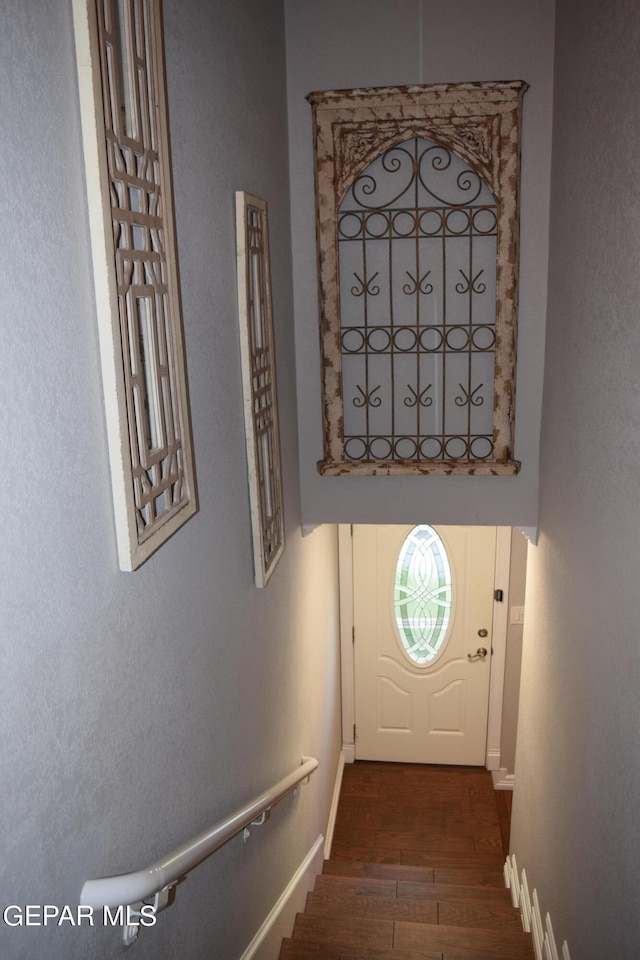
left=338, top=524, right=512, bottom=770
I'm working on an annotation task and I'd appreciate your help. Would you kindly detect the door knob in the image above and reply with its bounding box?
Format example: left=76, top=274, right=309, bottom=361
left=468, top=647, right=488, bottom=661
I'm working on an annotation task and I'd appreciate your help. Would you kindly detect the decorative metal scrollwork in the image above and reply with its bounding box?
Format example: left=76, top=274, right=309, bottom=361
left=308, top=81, right=527, bottom=475
left=350, top=141, right=485, bottom=211
left=404, top=385, right=433, bottom=408
left=351, top=271, right=381, bottom=297
left=403, top=271, right=433, bottom=296
left=353, top=385, right=382, bottom=408
left=456, top=269, right=487, bottom=295
left=338, top=135, right=498, bottom=466
left=455, top=384, right=485, bottom=408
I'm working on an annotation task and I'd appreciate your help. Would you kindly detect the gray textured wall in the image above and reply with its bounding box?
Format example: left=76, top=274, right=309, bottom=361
left=511, top=1, right=640, bottom=956
left=285, top=0, right=556, bottom=528
left=0, top=2, right=341, bottom=958
left=500, top=528, right=528, bottom=774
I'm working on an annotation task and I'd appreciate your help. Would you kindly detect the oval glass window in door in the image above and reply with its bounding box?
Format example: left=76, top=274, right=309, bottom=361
left=393, top=525, right=453, bottom=664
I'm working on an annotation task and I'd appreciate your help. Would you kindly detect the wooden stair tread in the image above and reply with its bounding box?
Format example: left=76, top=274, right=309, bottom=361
left=433, top=867, right=505, bottom=888
left=281, top=936, right=531, bottom=960
left=400, top=852, right=504, bottom=869
left=305, top=891, right=522, bottom=929
left=394, top=921, right=534, bottom=959
left=323, top=859, right=505, bottom=887
left=331, top=846, right=503, bottom=869
left=314, top=875, right=399, bottom=897
left=292, top=913, right=394, bottom=949
left=315, top=873, right=512, bottom=903
left=279, top=939, right=441, bottom=959
left=438, top=900, right=523, bottom=929
left=397, top=880, right=511, bottom=903
left=289, top=914, right=532, bottom=959
left=372, top=831, right=489, bottom=854
left=305, top=891, right=438, bottom=924
left=324, top=861, right=436, bottom=882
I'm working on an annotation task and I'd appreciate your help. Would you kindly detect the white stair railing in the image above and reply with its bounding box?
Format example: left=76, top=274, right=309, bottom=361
left=80, top=756, right=318, bottom=945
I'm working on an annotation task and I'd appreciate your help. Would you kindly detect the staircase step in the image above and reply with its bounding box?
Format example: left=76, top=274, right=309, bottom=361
left=305, top=890, right=522, bottom=930
left=372, top=831, right=486, bottom=855
left=281, top=936, right=532, bottom=960
left=331, top=840, right=504, bottom=871
left=400, top=852, right=504, bottom=870
left=397, top=880, right=512, bottom=904
left=315, top=874, right=512, bottom=905
left=394, top=921, right=534, bottom=959
left=279, top=939, right=441, bottom=959
left=433, top=867, right=505, bottom=888
left=289, top=914, right=533, bottom=959
left=323, top=859, right=505, bottom=888
left=323, top=860, right=436, bottom=883
left=438, top=899, right=523, bottom=930
left=305, top=891, right=438, bottom=924
left=334, top=805, right=500, bottom=832
left=291, top=914, right=394, bottom=950
left=314, top=875, right=399, bottom=898
left=330, top=844, right=504, bottom=868
left=329, top=843, right=405, bottom=863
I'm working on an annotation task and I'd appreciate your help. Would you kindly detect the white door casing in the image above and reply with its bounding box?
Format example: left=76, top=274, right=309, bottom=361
left=352, top=524, right=497, bottom=765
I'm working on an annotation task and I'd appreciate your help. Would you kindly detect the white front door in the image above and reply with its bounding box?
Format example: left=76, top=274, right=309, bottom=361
left=353, top=524, right=496, bottom=765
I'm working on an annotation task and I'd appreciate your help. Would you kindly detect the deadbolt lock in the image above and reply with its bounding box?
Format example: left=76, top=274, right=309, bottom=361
left=477, top=628, right=488, bottom=638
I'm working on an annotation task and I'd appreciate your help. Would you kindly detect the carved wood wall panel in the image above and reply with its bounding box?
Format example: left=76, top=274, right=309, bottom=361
left=235, top=193, right=285, bottom=587
left=73, top=0, right=197, bottom=569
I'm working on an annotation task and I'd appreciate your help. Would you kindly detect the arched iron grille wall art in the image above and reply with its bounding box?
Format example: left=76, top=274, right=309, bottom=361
left=73, top=0, right=197, bottom=570
left=339, top=137, right=498, bottom=464
left=308, top=82, right=527, bottom=476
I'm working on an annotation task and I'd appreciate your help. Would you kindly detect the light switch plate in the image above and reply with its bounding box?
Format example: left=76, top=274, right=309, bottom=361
left=510, top=605, right=526, bottom=625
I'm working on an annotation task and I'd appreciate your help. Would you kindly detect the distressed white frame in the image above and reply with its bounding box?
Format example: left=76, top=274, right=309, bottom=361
left=235, top=192, right=285, bottom=587
left=73, top=0, right=197, bottom=570
left=308, top=82, right=527, bottom=476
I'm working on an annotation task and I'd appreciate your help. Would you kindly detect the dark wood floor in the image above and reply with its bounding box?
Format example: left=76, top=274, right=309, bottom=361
left=331, top=761, right=512, bottom=865
left=279, top=762, right=528, bottom=959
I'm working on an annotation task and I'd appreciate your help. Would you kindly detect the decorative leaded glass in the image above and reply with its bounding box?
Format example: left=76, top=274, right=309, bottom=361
left=394, top=525, right=452, bottom=664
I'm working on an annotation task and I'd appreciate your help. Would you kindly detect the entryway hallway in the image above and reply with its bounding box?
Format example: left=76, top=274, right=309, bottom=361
left=280, top=761, right=532, bottom=958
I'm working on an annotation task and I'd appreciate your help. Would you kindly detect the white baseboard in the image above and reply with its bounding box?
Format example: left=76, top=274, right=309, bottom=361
left=342, top=742, right=355, bottom=763
left=239, top=834, right=324, bottom=960
left=492, top=768, right=515, bottom=790
left=324, top=750, right=346, bottom=859
left=504, top=854, right=572, bottom=960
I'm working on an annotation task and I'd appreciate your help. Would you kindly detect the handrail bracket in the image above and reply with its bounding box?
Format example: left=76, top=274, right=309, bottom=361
left=123, top=884, right=178, bottom=947
left=243, top=806, right=272, bottom=842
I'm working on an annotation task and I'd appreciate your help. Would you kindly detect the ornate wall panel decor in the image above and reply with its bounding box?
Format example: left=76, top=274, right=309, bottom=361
left=235, top=193, right=285, bottom=587
left=308, top=82, right=527, bottom=476
left=73, top=0, right=197, bottom=569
